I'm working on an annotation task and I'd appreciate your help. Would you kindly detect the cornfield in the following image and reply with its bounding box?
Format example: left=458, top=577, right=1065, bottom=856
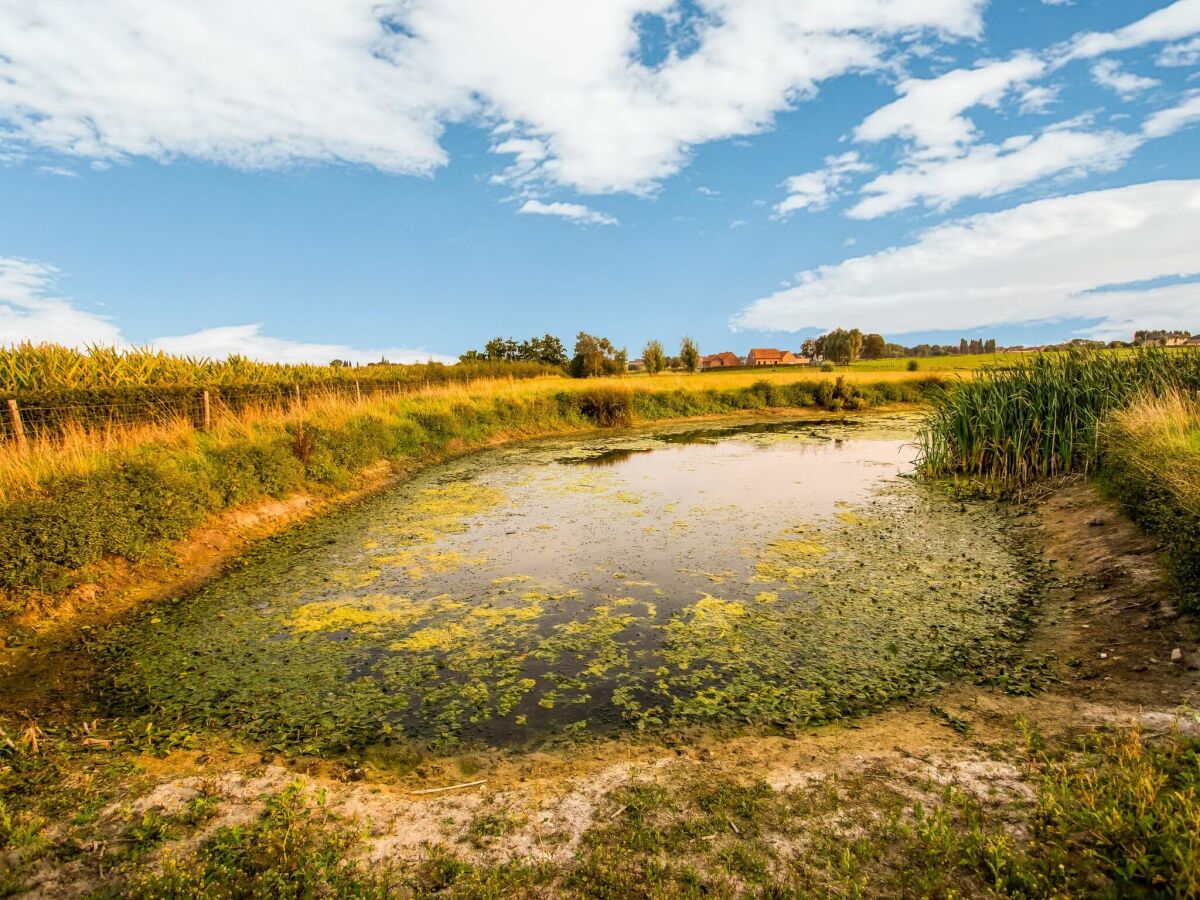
left=916, top=348, right=1200, bottom=486
left=0, top=342, right=555, bottom=393
left=0, top=343, right=559, bottom=443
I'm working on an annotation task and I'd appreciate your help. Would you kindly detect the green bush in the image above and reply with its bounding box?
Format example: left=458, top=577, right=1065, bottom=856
left=574, top=386, right=633, bottom=427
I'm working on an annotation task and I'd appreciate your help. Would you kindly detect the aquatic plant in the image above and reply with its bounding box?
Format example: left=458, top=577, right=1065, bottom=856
left=917, top=348, right=1200, bottom=485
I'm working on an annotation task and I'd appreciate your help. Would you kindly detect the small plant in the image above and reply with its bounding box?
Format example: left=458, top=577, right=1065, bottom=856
left=907, top=359, right=920, bottom=372
left=820, top=361, right=835, bottom=373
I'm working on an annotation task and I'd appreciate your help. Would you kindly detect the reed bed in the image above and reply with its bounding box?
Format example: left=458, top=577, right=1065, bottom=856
left=916, top=349, right=1200, bottom=485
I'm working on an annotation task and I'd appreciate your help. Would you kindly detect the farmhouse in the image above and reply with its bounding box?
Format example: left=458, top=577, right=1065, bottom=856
left=701, top=351, right=742, bottom=369
left=748, top=348, right=801, bottom=366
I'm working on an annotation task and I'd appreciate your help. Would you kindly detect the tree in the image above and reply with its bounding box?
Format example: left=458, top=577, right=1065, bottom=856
left=823, top=329, right=848, bottom=366
left=679, top=336, right=700, bottom=373
left=458, top=349, right=484, bottom=363
left=643, top=339, right=667, bottom=375
left=813, top=334, right=827, bottom=361
left=959, top=338, right=969, bottom=355
left=984, top=338, right=997, bottom=354
left=861, top=333, right=886, bottom=360
left=800, top=338, right=817, bottom=359
left=569, top=332, right=625, bottom=378
left=847, top=329, right=864, bottom=365
left=528, top=333, right=568, bottom=367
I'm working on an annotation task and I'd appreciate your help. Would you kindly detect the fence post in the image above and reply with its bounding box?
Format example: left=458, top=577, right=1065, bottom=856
left=7, top=398, right=26, bottom=450
left=355, top=380, right=362, bottom=404
left=201, top=390, right=212, bottom=431
left=293, top=383, right=301, bottom=409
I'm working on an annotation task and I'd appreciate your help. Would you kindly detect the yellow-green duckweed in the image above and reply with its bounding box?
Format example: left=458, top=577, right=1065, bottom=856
left=96, top=415, right=1041, bottom=753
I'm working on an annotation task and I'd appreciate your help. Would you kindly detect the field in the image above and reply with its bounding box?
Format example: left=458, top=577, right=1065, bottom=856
left=1, top=345, right=1199, bottom=898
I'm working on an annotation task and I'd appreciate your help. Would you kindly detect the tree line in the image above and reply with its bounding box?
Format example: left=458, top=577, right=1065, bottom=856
left=801, top=330, right=1000, bottom=365
left=461, top=332, right=701, bottom=378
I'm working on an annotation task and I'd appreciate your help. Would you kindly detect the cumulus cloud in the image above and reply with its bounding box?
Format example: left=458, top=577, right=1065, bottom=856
left=0, top=0, right=984, bottom=195
left=854, top=54, right=1046, bottom=158
left=1062, top=0, right=1200, bottom=61
left=848, top=124, right=1140, bottom=218
left=1142, top=89, right=1200, bottom=136
left=151, top=324, right=456, bottom=365
left=732, top=180, right=1200, bottom=338
left=0, top=258, right=122, bottom=345
left=517, top=199, right=617, bottom=225
left=1091, top=60, right=1160, bottom=98
left=1158, top=35, right=1200, bottom=65
left=774, top=152, right=872, bottom=217
left=0, top=1, right=461, bottom=174
left=0, top=258, right=453, bottom=363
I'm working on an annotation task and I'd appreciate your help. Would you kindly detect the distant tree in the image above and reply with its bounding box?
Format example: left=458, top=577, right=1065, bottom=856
left=861, top=333, right=886, bottom=360
left=984, top=338, right=997, bottom=354
left=813, top=334, right=828, bottom=360
left=484, top=337, right=510, bottom=361
left=846, top=328, right=864, bottom=366
left=679, top=336, right=700, bottom=373
left=569, top=332, right=624, bottom=378
left=823, top=329, right=849, bottom=366
left=800, top=338, right=818, bottom=359
left=527, top=333, right=568, bottom=367
left=458, top=350, right=484, bottom=363
left=959, top=338, right=969, bottom=355
left=643, top=339, right=667, bottom=374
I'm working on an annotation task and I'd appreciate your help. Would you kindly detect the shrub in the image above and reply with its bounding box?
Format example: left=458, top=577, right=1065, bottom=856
left=574, top=386, right=633, bottom=427
left=820, top=362, right=835, bottom=373
left=907, top=359, right=920, bottom=372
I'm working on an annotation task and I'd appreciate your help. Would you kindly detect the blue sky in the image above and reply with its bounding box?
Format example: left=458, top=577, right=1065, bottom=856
left=1, top=0, right=1199, bottom=363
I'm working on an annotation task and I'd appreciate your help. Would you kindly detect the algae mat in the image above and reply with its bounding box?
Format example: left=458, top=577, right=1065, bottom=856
left=95, top=415, right=1040, bottom=752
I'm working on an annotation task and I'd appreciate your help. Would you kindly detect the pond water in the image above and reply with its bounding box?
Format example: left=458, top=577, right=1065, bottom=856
left=97, top=414, right=1038, bottom=753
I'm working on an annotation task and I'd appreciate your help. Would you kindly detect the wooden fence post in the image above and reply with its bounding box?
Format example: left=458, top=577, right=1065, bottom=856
left=7, top=398, right=27, bottom=450
left=354, top=380, right=362, bottom=403
left=293, top=383, right=301, bottom=409
left=201, top=390, right=212, bottom=431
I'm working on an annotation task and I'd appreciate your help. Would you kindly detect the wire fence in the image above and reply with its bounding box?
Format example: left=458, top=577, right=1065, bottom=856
left=0, top=377, right=471, bottom=448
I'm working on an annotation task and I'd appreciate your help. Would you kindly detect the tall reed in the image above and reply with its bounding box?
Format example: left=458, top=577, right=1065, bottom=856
left=916, top=349, right=1200, bottom=485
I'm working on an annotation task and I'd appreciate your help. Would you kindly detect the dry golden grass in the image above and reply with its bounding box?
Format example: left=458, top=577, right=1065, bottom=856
left=0, top=369, right=945, bottom=501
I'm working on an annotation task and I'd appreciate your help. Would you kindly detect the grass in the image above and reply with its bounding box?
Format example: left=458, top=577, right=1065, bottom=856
left=0, top=372, right=942, bottom=597
left=7, top=716, right=1193, bottom=898
left=1102, top=392, right=1200, bottom=607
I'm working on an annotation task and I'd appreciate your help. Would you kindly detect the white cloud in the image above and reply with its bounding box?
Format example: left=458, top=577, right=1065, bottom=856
left=0, top=0, right=984, bottom=195
left=151, top=324, right=455, bottom=365
left=1142, top=89, right=1200, bottom=136
left=732, top=180, right=1200, bottom=338
left=848, top=125, right=1140, bottom=218
left=1158, top=36, right=1200, bottom=66
left=0, top=1, right=462, bottom=174
left=1063, top=0, right=1200, bottom=61
left=774, top=152, right=872, bottom=217
left=1091, top=59, right=1160, bottom=98
left=854, top=54, right=1045, bottom=158
left=0, top=257, right=453, bottom=363
left=1019, top=84, right=1060, bottom=114
left=0, top=258, right=122, bottom=345
left=517, top=199, right=617, bottom=225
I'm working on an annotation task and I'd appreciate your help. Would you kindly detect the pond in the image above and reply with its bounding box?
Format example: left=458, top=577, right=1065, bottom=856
left=96, top=414, right=1040, bottom=753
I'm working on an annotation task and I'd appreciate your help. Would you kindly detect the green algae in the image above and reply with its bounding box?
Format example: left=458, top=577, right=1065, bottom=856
left=92, top=414, right=1042, bottom=754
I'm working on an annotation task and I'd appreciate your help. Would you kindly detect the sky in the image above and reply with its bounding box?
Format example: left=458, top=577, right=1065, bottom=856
left=1, top=0, right=1199, bottom=364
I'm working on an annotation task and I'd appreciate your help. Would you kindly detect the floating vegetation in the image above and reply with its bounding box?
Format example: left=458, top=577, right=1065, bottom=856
left=94, top=415, right=1040, bottom=753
